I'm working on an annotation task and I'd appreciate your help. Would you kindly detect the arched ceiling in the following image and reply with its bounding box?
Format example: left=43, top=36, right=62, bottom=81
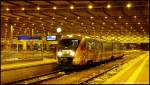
left=1, top=0, right=149, bottom=43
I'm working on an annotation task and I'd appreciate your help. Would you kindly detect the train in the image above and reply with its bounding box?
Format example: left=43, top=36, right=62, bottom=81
left=56, top=35, right=129, bottom=68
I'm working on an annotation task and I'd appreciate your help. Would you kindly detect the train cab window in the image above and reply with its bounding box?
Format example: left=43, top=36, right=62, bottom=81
left=59, top=39, right=80, bottom=49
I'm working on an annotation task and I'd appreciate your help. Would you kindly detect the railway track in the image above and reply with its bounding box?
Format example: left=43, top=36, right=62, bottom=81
left=10, top=52, right=145, bottom=84
left=11, top=70, right=64, bottom=84
left=38, top=52, right=145, bottom=84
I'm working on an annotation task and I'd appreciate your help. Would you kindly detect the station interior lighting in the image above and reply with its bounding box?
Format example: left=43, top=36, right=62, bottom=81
left=102, top=22, right=106, bottom=25
left=21, top=7, right=25, bottom=10
left=70, top=5, right=74, bottom=9
left=77, top=16, right=80, bottom=19
left=106, top=4, right=111, bottom=8
left=67, top=35, right=73, bottom=38
left=125, top=22, right=128, bottom=25
left=137, top=22, right=141, bottom=24
left=118, top=16, right=122, bottom=19
left=90, top=16, right=94, bottom=19
left=88, top=4, right=93, bottom=9
left=126, top=3, right=132, bottom=8
left=64, top=17, right=67, bottom=20
left=6, top=8, right=10, bottom=11
left=53, top=6, right=57, bottom=10
left=78, top=34, right=81, bottom=36
left=134, top=16, right=137, bottom=18
left=56, top=27, right=62, bottom=33
left=36, top=7, right=40, bottom=10
left=105, top=16, right=108, bottom=19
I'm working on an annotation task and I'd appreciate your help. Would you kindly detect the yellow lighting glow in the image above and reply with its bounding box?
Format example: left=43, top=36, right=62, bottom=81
left=126, top=3, right=132, bottom=8
left=137, top=22, right=141, bottom=25
left=56, top=27, right=62, bottom=33
left=119, top=16, right=122, bottom=19
left=37, top=7, right=40, bottom=10
left=90, top=16, right=94, bottom=19
left=70, top=5, right=74, bottom=9
left=114, top=22, right=117, bottom=25
left=102, top=22, right=106, bottom=25
left=64, top=17, right=67, bottom=20
left=67, top=35, right=73, bottom=38
left=77, top=16, right=80, bottom=19
left=134, top=16, right=137, bottom=18
left=6, top=8, right=10, bottom=11
left=21, top=7, right=25, bottom=10
left=53, top=6, right=57, bottom=10
left=105, top=16, right=108, bottom=19
left=88, top=4, right=93, bottom=9
left=107, top=4, right=111, bottom=8
left=78, top=34, right=81, bottom=36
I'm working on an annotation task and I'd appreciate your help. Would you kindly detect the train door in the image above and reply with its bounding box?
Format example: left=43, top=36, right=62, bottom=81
left=113, top=43, right=122, bottom=58
left=102, top=42, right=113, bottom=61
left=95, top=41, right=103, bottom=62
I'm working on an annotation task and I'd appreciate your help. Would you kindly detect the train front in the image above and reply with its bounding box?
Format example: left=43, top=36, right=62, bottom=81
left=57, top=39, right=80, bottom=67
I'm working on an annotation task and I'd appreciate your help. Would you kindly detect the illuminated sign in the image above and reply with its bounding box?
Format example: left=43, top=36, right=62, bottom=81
left=18, top=36, right=41, bottom=40
left=46, top=36, right=56, bottom=40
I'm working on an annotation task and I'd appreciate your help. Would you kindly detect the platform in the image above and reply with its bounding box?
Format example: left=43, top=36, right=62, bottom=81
left=1, top=58, right=57, bottom=84
left=103, top=51, right=149, bottom=84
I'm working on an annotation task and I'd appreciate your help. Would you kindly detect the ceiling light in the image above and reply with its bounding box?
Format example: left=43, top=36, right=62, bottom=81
left=77, top=16, right=80, bottom=19
left=41, top=23, right=44, bottom=25
left=32, top=23, right=34, bottom=25
left=70, top=5, right=74, bottom=10
left=126, top=3, right=132, bottom=8
left=53, top=6, right=57, bottom=10
left=105, top=16, right=108, bottom=19
left=88, top=4, right=93, bottom=9
left=67, top=35, right=73, bottom=38
left=78, top=34, right=81, bottom=36
left=133, top=16, right=137, bottom=18
left=137, top=22, right=141, bottom=24
left=40, top=18, right=42, bottom=20
left=81, top=22, right=84, bottom=25
left=125, top=22, right=128, bottom=25
left=106, top=4, right=111, bottom=9
left=56, top=27, right=62, bottom=33
left=92, top=22, right=94, bottom=25
left=52, top=17, right=55, bottom=19
left=64, top=17, right=67, bottom=20
left=37, top=7, right=40, bottom=10
left=6, top=8, right=10, bottom=11
left=21, top=7, right=25, bottom=11
left=114, top=22, right=117, bottom=25
left=102, top=22, right=106, bottom=25
left=17, top=18, right=20, bottom=20
left=90, top=16, right=94, bottom=19
left=71, top=23, right=74, bottom=25
left=119, top=16, right=122, bottom=19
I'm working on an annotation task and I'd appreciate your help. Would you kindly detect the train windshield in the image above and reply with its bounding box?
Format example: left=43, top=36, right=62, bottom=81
left=59, top=39, right=80, bottom=49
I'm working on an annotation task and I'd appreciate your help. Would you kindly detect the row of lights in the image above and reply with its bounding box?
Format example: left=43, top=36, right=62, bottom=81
left=4, top=15, right=139, bottom=21
left=5, top=3, right=133, bottom=11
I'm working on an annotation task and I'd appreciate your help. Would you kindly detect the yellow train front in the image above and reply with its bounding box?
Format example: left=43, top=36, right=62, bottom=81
left=56, top=35, right=125, bottom=68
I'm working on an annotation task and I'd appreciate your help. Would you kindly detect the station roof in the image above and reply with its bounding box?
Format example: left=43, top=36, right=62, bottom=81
left=1, top=0, right=149, bottom=43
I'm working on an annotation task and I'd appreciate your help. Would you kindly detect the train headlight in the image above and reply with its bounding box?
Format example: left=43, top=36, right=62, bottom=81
left=70, top=50, right=75, bottom=56
left=57, top=51, right=62, bottom=57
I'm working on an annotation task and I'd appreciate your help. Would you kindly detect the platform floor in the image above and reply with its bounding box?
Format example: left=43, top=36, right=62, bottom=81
left=103, top=51, right=149, bottom=84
